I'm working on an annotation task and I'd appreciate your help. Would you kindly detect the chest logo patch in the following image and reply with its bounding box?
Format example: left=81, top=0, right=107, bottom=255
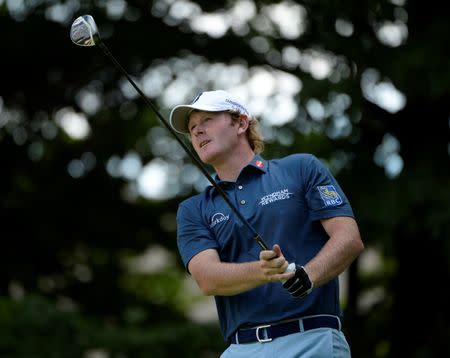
left=210, top=212, right=230, bottom=228
left=317, top=185, right=342, bottom=207
left=259, top=189, right=293, bottom=206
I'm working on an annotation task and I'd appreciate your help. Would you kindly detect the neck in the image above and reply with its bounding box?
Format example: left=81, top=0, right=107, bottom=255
left=213, top=146, right=255, bottom=182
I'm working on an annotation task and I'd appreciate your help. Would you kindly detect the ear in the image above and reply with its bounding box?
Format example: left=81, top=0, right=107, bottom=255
left=237, top=115, right=249, bottom=134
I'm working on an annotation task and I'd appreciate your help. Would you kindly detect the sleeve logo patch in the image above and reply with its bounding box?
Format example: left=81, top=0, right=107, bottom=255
left=317, top=185, right=342, bottom=207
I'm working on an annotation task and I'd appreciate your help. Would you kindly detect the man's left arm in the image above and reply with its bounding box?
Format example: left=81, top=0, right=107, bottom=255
left=304, top=216, right=364, bottom=288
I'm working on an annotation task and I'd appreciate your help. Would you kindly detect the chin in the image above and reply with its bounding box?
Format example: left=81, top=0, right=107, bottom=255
left=199, top=152, right=219, bottom=166
left=200, top=156, right=215, bottom=165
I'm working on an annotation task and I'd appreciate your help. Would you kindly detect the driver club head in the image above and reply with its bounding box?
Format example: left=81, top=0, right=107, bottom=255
left=70, top=15, right=101, bottom=46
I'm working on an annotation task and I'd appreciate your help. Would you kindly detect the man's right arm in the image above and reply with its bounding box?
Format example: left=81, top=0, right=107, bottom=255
left=188, top=245, right=295, bottom=296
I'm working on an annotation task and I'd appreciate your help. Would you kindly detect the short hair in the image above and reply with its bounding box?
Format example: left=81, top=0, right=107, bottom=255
left=228, top=110, right=264, bottom=154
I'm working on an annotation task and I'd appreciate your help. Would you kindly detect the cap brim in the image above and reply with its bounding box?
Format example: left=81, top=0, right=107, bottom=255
left=169, top=104, right=229, bottom=134
left=169, top=105, right=193, bottom=134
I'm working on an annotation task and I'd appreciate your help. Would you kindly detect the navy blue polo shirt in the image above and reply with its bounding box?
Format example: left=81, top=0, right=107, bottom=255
left=176, top=153, right=354, bottom=341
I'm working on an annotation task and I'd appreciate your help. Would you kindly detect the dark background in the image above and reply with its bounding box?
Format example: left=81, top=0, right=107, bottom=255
left=1, top=1, right=449, bottom=357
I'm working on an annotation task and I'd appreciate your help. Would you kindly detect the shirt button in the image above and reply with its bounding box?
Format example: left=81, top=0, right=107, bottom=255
left=240, top=199, right=246, bottom=205
left=238, top=185, right=243, bottom=190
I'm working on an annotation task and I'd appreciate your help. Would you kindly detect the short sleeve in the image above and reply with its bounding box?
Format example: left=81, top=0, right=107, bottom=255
left=176, top=198, right=219, bottom=272
left=302, top=154, right=354, bottom=221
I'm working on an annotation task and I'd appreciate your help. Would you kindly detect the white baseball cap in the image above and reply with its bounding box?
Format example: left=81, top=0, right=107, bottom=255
left=169, top=90, right=250, bottom=134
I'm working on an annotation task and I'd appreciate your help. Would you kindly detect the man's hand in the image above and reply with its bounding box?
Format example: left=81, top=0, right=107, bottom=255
left=282, top=265, right=314, bottom=298
left=259, top=244, right=295, bottom=283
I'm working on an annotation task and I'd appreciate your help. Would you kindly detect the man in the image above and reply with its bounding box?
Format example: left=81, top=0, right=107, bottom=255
left=169, top=90, right=364, bottom=357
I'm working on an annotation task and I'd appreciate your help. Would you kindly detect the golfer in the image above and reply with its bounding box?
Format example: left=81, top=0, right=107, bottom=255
left=170, top=90, right=364, bottom=357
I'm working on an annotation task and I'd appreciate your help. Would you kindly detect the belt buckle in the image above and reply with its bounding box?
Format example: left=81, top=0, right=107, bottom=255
left=255, top=324, right=272, bottom=343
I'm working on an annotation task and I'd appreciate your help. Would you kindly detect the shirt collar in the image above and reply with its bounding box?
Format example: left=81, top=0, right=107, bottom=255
left=247, top=154, right=268, bottom=173
left=213, top=154, right=268, bottom=185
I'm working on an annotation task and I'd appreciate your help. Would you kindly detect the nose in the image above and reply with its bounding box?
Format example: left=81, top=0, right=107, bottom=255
left=191, top=123, right=205, bottom=136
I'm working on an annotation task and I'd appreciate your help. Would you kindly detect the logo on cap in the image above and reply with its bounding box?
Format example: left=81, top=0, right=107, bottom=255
left=225, top=99, right=249, bottom=115
left=191, top=92, right=203, bottom=104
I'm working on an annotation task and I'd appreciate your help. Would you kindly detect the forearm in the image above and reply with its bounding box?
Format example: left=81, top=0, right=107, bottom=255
left=195, top=260, right=267, bottom=296
left=189, top=247, right=294, bottom=296
left=305, top=219, right=364, bottom=287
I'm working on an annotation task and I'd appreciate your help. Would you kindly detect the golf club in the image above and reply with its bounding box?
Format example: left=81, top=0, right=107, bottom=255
left=70, top=15, right=295, bottom=275
left=70, top=15, right=270, bottom=249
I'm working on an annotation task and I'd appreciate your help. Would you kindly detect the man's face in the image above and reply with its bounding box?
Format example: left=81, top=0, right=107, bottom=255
left=188, top=111, right=240, bottom=166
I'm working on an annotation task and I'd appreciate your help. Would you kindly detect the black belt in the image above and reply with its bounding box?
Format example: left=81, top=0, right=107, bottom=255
left=229, top=315, right=341, bottom=344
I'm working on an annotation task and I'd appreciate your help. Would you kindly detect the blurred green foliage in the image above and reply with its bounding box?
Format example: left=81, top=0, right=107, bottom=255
left=0, top=295, right=225, bottom=357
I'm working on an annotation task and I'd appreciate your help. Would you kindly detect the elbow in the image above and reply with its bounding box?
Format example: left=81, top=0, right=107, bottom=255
left=355, top=235, right=365, bottom=256
left=196, top=278, right=216, bottom=296
left=199, top=285, right=215, bottom=296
